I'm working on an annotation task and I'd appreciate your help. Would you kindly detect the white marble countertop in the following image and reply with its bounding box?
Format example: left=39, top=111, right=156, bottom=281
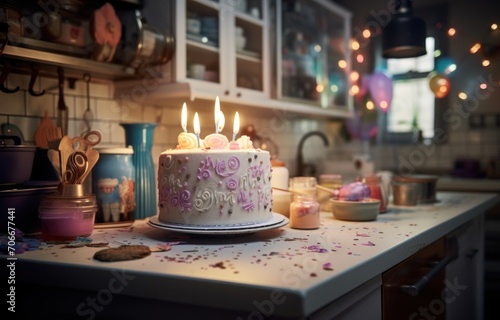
left=10, top=192, right=499, bottom=318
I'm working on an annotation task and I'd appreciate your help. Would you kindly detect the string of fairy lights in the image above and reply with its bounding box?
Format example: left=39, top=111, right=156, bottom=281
left=344, top=22, right=500, bottom=112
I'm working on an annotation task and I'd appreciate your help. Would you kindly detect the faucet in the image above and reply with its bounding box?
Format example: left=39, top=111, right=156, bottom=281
left=297, top=131, right=329, bottom=177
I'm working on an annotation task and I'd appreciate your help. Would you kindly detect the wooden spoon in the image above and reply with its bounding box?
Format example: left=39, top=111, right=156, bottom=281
left=79, top=149, right=99, bottom=183
left=47, top=149, right=62, bottom=181
left=59, top=135, right=75, bottom=176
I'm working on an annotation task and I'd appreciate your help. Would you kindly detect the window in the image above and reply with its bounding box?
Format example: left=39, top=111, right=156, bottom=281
left=386, top=37, right=436, bottom=139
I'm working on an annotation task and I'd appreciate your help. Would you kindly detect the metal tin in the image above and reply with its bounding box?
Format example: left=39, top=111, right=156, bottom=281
left=393, top=174, right=439, bottom=204
left=92, top=147, right=135, bottom=226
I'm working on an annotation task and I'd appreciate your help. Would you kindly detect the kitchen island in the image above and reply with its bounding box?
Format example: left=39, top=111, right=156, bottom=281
left=7, top=192, right=498, bottom=319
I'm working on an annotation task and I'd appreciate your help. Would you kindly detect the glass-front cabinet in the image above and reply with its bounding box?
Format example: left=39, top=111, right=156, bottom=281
left=175, top=0, right=269, bottom=101
left=275, top=0, right=352, bottom=110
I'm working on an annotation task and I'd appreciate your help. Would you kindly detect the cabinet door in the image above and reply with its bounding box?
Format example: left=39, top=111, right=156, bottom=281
left=176, top=0, right=269, bottom=101
left=445, top=215, right=484, bottom=320
left=276, top=0, right=351, bottom=110
left=176, top=0, right=226, bottom=98
left=229, top=0, right=270, bottom=100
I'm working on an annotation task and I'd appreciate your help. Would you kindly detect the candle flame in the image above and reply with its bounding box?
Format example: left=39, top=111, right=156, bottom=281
left=233, top=112, right=240, bottom=134
left=218, top=111, right=225, bottom=132
left=194, top=112, right=200, bottom=134
left=232, top=112, right=240, bottom=141
left=181, top=102, right=187, bottom=132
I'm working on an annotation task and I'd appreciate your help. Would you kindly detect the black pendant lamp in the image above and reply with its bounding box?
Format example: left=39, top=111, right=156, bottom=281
left=382, top=0, right=426, bottom=58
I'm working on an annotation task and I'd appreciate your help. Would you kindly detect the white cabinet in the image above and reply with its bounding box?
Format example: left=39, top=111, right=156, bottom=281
left=122, top=0, right=353, bottom=118
left=446, top=215, right=484, bottom=320
left=174, top=0, right=270, bottom=102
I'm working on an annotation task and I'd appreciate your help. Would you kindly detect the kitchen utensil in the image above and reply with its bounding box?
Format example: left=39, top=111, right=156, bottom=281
left=47, top=149, right=62, bottom=181
left=46, top=127, right=62, bottom=150
left=1, top=122, right=24, bottom=142
left=0, top=135, right=36, bottom=185
left=114, top=9, right=175, bottom=68
left=58, top=135, right=74, bottom=176
left=57, top=67, right=68, bottom=136
left=90, top=2, right=121, bottom=62
left=82, top=73, right=93, bottom=134
left=79, top=149, right=99, bottom=183
left=34, top=112, right=55, bottom=148
left=63, top=151, right=88, bottom=184
left=72, top=130, right=102, bottom=154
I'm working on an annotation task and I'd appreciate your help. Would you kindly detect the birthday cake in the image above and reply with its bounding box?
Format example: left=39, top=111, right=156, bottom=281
left=157, top=133, right=273, bottom=227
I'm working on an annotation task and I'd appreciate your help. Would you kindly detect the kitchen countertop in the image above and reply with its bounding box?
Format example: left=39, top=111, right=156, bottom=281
left=8, top=192, right=499, bottom=318
left=437, top=176, right=500, bottom=192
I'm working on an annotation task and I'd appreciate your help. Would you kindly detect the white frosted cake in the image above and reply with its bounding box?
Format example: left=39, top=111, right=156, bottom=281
left=157, top=133, right=273, bottom=227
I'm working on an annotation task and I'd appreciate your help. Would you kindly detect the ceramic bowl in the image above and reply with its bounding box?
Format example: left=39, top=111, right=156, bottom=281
left=186, top=18, right=201, bottom=34
left=330, top=198, right=380, bottom=221
left=236, top=35, right=246, bottom=50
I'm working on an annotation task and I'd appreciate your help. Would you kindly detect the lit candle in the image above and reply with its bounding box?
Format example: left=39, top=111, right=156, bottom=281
left=181, top=102, right=187, bottom=133
left=214, top=96, right=221, bottom=133
left=218, top=111, right=225, bottom=133
left=194, top=112, right=201, bottom=148
left=232, top=112, right=240, bottom=141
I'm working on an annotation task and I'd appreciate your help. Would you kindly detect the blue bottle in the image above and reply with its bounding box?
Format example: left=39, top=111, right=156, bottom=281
left=120, top=122, right=157, bottom=219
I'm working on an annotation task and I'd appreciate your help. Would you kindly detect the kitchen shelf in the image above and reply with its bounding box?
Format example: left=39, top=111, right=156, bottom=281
left=1, top=43, right=136, bottom=81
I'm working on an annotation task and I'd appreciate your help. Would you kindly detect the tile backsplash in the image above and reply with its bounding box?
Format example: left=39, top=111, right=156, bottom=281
left=1, top=73, right=499, bottom=180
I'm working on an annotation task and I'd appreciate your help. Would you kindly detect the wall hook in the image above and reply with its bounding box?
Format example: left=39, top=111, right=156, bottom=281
left=28, top=63, right=46, bottom=96
left=0, top=61, right=20, bottom=93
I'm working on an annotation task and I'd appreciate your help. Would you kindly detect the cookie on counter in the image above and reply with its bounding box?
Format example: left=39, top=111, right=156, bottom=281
left=93, top=245, right=151, bottom=262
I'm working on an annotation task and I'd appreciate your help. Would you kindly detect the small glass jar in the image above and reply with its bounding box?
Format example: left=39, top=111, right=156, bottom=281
left=289, top=194, right=320, bottom=229
left=359, top=175, right=388, bottom=213
left=318, top=174, right=342, bottom=212
left=289, top=176, right=317, bottom=196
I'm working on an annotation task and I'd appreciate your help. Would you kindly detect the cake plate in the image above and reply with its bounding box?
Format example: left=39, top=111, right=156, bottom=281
left=147, top=213, right=289, bottom=235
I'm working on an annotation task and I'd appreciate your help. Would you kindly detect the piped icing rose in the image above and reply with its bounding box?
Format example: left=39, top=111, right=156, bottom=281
left=203, top=133, right=229, bottom=149
left=237, top=135, right=253, bottom=149
left=177, top=132, right=198, bottom=149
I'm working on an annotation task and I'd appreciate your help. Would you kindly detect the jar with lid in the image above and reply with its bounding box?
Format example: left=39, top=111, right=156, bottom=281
left=38, top=192, right=97, bottom=241
left=92, top=147, right=136, bottom=226
left=289, top=176, right=317, bottom=196
left=271, top=159, right=290, bottom=217
left=318, top=174, right=342, bottom=212
left=289, top=194, right=320, bottom=229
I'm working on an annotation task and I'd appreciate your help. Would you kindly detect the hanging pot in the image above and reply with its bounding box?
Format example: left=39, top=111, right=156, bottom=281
left=114, top=10, right=175, bottom=69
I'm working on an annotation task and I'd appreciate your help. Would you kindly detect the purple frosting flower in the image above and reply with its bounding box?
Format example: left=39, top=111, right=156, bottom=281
left=226, top=178, right=238, bottom=190
left=171, top=194, right=180, bottom=207
left=179, top=189, right=192, bottom=211
left=197, top=168, right=211, bottom=180
left=215, top=156, right=240, bottom=177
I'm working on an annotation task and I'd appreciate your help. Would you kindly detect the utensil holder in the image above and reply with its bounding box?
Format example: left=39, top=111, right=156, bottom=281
left=120, top=122, right=157, bottom=219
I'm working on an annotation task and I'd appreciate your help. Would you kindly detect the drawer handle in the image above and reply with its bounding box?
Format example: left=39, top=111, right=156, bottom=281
left=400, top=237, right=458, bottom=297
